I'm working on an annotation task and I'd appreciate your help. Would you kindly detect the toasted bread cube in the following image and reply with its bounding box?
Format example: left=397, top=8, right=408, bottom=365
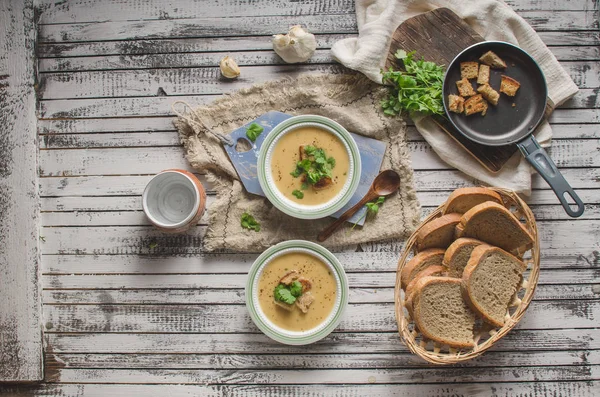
left=448, top=94, right=465, bottom=113
left=312, top=176, right=333, bottom=191
left=477, top=64, right=490, bottom=85
left=464, top=94, right=488, bottom=116
left=297, top=276, right=312, bottom=292
left=456, top=78, right=476, bottom=97
left=280, top=270, right=300, bottom=285
left=460, top=62, right=479, bottom=80
left=477, top=83, right=500, bottom=106
left=500, top=75, right=521, bottom=96
left=479, top=51, right=507, bottom=69
left=295, top=291, right=315, bottom=313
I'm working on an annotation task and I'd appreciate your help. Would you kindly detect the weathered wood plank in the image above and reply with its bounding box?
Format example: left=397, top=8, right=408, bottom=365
left=39, top=188, right=600, bottom=215
left=36, top=61, right=599, bottom=99
left=36, top=34, right=353, bottom=58
left=45, top=350, right=600, bottom=369
left=38, top=220, right=600, bottom=256
left=41, top=283, right=600, bottom=304
left=37, top=120, right=600, bottom=140
left=37, top=11, right=600, bottom=43
left=37, top=46, right=600, bottom=73
left=44, top=329, right=600, bottom=354
left=2, top=381, right=599, bottom=397
left=37, top=139, right=600, bottom=176
left=35, top=31, right=600, bottom=60
left=41, top=301, right=600, bottom=333
left=39, top=93, right=600, bottom=118
left=0, top=0, right=43, bottom=382
left=39, top=202, right=600, bottom=226
left=35, top=0, right=596, bottom=25
left=43, top=365, right=600, bottom=385
left=37, top=0, right=357, bottom=24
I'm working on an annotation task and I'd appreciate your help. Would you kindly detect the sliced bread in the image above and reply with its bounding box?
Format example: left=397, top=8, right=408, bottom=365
left=412, top=277, right=477, bottom=348
left=444, top=238, right=486, bottom=278
left=455, top=202, right=534, bottom=253
left=400, top=248, right=445, bottom=289
left=416, top=213, right=462, bottom=251
left=443, top=187, right=503, bottom=215
left=462, top=245, right=527, bottom=327
left=404, top=265, right=446, bottom=317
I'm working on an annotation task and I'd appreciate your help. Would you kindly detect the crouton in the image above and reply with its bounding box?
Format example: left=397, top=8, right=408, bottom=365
left=464, top=94, right=489, bottom=116
left=274, top=300, right=294, bottom=311
left=500, top=75, right=521, bottom=96
left=479, top=51, right=507, bottom=69
left=456, top=78, right=476, bottom=97
left=299, top=145, right=309, bottom=160
left=448, top=94, right=465, bottom=113
left=280, top=270, right=300, bottom=285
left=460, top=62, right=479, bottom=80
left=295, top=292, right=315, bottom=313
left=477, top=83, right=500, bottom=106
left=312, top=176, right=333, bottom=191
left=297, top=276, right=312, bottom=293
left=477, top=64, right=490, bottom=85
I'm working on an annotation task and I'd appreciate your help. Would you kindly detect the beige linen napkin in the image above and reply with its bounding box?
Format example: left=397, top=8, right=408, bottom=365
left=331, top=0, right=579, bottom=195
left=175, top=73, right=421, bottom=252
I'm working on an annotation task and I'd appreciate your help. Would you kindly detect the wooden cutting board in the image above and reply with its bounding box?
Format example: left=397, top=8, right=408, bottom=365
left=385, top=7, right=518, bottom=173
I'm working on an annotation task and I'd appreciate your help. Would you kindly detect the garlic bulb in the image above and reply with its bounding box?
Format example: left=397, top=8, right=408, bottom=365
left=219, top=56, right=240, bottom=79
left=272, top=25, right=317, bottom=64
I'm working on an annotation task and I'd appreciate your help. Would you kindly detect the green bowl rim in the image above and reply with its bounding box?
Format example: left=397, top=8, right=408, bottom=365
left=245, top=240, right=349, bottom=345
left=257, top=115, right=362, bottom=219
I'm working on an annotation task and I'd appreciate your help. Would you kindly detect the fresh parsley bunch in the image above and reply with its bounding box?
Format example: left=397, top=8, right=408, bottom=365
left=381, top=50, right=445, bottom=117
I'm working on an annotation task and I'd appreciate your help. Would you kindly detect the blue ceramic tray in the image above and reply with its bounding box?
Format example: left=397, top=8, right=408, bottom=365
left=223, top=111, right=387, bottom=225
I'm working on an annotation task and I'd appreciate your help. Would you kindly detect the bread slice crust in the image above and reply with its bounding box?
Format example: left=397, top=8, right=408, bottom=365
left=443, top=187, right=503, bottom=214
left=404, top=265, right=446, bottom=317
left=443, top=238, right=486, bottom=278
left=461, top=245, right=527, bottom=327
left=400, top=248, right=445, bottom=289
left=416, top=213, right=462, bottom=251
left=455, top=201, right=534, bottom=253
left=412, top=277, right=476, bottom=349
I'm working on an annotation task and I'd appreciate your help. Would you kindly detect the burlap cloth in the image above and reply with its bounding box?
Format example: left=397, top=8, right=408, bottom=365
left=174, top=73, right=421, bottom=252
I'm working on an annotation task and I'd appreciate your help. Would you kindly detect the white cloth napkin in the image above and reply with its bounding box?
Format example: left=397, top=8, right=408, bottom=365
left=331, top=0, right=579, bottom=195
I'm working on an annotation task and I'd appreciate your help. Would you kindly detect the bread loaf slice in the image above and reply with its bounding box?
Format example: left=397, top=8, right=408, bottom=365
left=462, top=245, right=527, bottom=327
left=404, top=265, right=446, bottom=317
left=412, top=277, right=477, bottom=348
left=455, top=202, right=534, bottom=253
left=443, top=187, right=503, bottom=214
left=416, top=213, right=462, bottom=251
left=444, top=238, right=486, bottom=278
left=400, top=248, right=445, bottom=289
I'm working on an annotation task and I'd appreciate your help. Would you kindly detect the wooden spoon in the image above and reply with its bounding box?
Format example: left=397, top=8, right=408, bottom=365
left=317, top=170, right=401, bottom=242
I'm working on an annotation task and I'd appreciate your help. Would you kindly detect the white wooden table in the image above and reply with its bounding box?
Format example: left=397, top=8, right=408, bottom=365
left=1, top=0, right=599, bottom=395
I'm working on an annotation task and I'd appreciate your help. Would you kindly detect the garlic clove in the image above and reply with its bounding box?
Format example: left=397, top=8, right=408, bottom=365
left=272, top=25, right=317, bottom=64
left=220, top=56, right=240, bottom=79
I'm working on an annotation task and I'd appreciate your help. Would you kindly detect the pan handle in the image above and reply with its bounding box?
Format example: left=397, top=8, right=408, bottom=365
left=517, top=135, right=584, bottom=218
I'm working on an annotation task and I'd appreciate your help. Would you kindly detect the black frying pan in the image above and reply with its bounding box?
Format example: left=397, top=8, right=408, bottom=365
left=443, top=41, right=584, bottom=217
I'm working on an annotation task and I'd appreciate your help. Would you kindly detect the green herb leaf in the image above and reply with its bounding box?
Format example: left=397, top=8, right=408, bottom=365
left=300, top=182, right=309, bottom=190
left=290, top=146, right=337, bottom=187
left=241, top=212, right=260, bottom=232
left=381, top=51, right=445, bottom=117
left=290, top=281, right=303, bottom=297
left=292, top=190, right=304, bottom=199
left=245, top=123, right=264, bottom=142
left=149, top=242, right=158, bottom=249
left=274, top=284, right=296, bottom=304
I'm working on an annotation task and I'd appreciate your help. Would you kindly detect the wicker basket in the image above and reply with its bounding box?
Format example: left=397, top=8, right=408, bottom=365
left=394, top=187, right=540, bottom=364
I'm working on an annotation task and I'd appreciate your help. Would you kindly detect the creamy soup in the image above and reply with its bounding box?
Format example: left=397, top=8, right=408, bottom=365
left=257, top=252, right=337, bottom=332
left=271, top=126, right=350, bottom=205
